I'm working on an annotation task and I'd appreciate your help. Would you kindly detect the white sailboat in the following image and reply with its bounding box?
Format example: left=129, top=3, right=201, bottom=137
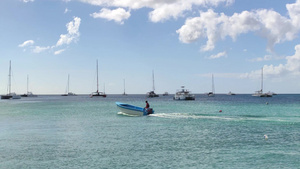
left=90, top=60, right=106, bottom=97
left=207, top=74, right=215, bottom=97
left=1, top=61, right=21, bottom=99
left=61, top=74, right=76, bottom=96
left=21, top=75, right=37, bottom=97
left=252, top=68, right=272, bottom=97
left=146, top=70, right=159, bottom=97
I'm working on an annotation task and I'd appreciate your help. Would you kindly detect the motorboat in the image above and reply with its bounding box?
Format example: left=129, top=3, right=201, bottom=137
left=173, top=86, right=195, bottom=100
left=162, top=92, right=169, bottom=96
left=116, top=102, right=154, bottom=116
left=227, top=91, right=236, bottom=95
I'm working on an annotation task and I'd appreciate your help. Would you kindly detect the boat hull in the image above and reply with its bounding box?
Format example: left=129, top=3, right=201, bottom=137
left=116, top=102, right=154, bottom=116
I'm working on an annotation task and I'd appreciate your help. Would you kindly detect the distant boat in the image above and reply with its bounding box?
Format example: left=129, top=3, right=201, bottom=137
left=1, top=61, right=21, bottom=99
left=227, top=91, right=236, bottom=95
left=90, top=60, right=106, bottom=97
left=122, top=79, right=127, bottom=95
left=162, top=92, right=169, bottom=96
left=207, top=74, right=215, bottom=97
left=61, top=74, right=76, bottom=96
left=116, top=102, right=154, bottom=116
left=21, top=75, right=37, bottom=97
left=252, top=68, right=272, bottom=97
left=173, top=86, right=195, bottom=100
left=146, top=70, right=159, bottom=97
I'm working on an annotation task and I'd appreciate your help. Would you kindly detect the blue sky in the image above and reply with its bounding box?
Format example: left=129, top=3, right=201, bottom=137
left=0, top=0, right=300, bottom=94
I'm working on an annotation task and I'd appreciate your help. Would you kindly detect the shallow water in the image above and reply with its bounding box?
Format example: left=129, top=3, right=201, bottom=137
left=0, top=94, right=299, bottom=168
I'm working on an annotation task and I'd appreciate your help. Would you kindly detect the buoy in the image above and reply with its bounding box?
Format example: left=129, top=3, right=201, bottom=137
left=264, top=134, right=268, bottom=140
left=219, top=110, right=222, bottom=112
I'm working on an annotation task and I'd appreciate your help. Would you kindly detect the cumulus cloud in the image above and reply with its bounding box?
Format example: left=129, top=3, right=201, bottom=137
left=207, top=51, right=227, bottom=59
left=91, top=8, right=130, bottom=24
left=23, top=0, right=34, bottom=3
left=33, top=46, right=50, bottom=53
left=54, top=49, right=66, bottom=55
left=19, top=40, right=34, bottom=47
left=79, top=0, right=233, bottom=22
left=242, top=44, right=300, bottom=79
left=177, top=0, right=300, bottom=52
left=20, top=17, right=81, bottom=54
left=56, top=17, right=81, bottom=46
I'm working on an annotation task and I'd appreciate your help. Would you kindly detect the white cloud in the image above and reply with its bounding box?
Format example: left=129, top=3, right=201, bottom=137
left=176, top=0, right=300, bottom=52
left=32, top=46, right=50, bottom=53
left=54, top=49, right=66, bottom=55
left=91, top=8, right=130, bottom=24
left=19, top=40, right=34, bottom=47
left=79, top=0, right=233, bottom=22
left=207, top=51, right=227, bottom=59
left=23, top=0, right=34, bottom=3
left=242, top=44, right=300, bottom=79
left=56, top=17, right=81, bottom=46
left=64, top=8, right=71, bottom=14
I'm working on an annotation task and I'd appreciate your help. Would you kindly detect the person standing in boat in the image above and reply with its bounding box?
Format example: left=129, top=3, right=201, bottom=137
left=145, top=101, right=149, bottom=109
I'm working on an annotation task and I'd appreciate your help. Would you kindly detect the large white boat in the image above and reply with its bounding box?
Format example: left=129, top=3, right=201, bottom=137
left=252, top=68, right=272, bottom=97
left=1, top=61, right=21, bottom=100
left=61, top=74, right=76, bottom=96
left=173, top=86, right=195, bottom=100
left=116, top=102, right=154, bottom=116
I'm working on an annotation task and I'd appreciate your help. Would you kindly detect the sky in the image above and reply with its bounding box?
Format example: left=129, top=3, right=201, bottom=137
left=0, top=0, right=300, bottom=95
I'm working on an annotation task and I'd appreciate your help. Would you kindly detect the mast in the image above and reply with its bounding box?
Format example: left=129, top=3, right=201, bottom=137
left=261, top=67, right=263, bottom=93
left=212, top=74, right=215, bottom=94
left=67, top=74, right=70, bottom=93
left=27, top=75, right=29, bottom=94
left=123, top=79, right=126, bottom=95
left=152, top=70, right=155, bottom=91
left=96, top=60, right=99, bottom=93
left=8, top=60, right=11, bottom=94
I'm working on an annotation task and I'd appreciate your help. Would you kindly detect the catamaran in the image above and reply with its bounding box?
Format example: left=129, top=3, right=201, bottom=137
left=1, top=61, right=21, bottom=99
left=252, top=68, right=272, bottom=97
left=146, top=70, right=159, bottom=97
left=90, top=60, right=106, bottom=97
left=61, top=74, right=76, bottom=96
left=21, top=75, right=37, bottom=97
left=207, top=74, right=215, bottom=97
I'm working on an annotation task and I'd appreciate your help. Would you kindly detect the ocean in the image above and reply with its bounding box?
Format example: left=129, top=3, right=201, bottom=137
left=0, top=94, right=299, bottom=168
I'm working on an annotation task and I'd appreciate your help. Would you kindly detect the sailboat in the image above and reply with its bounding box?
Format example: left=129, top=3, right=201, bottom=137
left=1, top=61, right=21, bottom=99
left=61, top=74, right=76, bottom=96
left=146, top=70, right=159, bottom=97
left=252, top=67, right=272, bottom=97
left=21, top=75, right=37, bottom=97
left=207, top=74, right=215, bottom=97
left=122, top=79, right=127, bottom=95
left=90, top=60, right=106, bottom=97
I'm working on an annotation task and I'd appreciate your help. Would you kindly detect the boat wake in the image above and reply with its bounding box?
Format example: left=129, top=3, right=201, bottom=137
left=117, top=112, right=141, bottom=117
left=149, top=113, right=299, bottom=123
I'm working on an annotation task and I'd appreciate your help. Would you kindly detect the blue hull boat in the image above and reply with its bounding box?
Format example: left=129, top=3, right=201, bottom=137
left=116, top=102, right=154, bottom=116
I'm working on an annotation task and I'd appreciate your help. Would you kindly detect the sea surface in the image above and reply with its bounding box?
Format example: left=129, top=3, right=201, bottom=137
left=0, top=94, right=299, bottom=168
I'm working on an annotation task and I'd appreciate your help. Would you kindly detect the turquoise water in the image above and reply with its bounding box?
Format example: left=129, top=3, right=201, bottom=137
left=0, top=95, right=299, bottom=168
